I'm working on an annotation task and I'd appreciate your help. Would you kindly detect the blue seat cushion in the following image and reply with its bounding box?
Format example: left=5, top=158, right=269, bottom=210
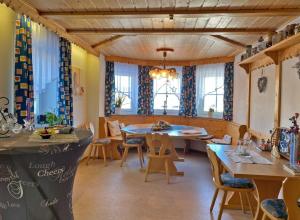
left=221, top=173, right=254, bottom=189
left=261, top=199, right=288, bottom=219
left=93, top=138, right=111, bottom=145
left=126, top=138, right=144, bottom=145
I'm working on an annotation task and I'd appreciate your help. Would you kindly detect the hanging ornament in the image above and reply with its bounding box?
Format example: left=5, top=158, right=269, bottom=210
left=257, top=69, right=268, bottom=93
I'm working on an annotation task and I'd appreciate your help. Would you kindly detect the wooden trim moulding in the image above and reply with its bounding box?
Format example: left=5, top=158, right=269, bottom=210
left=210, top=35, right=246, bottom=49
left=1, top=0, right=98, bottom=56
left=92, top=35, right=124, bottom=48
left=104, top=55, right=234, bottom=66
left=39, top=8, right=300, bottom=18
left=67, top=28, right=274, bottom=35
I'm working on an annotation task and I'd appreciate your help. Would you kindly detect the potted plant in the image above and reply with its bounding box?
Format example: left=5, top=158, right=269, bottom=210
left=45, top=112, right=63, bottom=127
left=208, top=106, right=215, bottom=118
left=115, top=95, right=125, bottom=115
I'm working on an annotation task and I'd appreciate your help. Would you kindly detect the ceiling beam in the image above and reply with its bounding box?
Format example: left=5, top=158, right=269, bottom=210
left=1, top=0, right=98, bottom=56
left=92, top=35, right=124, bottom=48
left=105, top=55, right=235, bottom=66
left=39, top=8, right=300, bottom=18
left=67, top=28, right=274, bottom=35
left=210, top=35, right=246, bottom=48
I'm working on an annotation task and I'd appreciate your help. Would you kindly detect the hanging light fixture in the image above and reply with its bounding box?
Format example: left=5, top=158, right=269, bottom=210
left=149, top=48, right=178, bottom=79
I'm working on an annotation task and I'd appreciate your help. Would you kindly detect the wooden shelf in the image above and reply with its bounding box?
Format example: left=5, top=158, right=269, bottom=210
left=239, top=32, right=300, bottom=73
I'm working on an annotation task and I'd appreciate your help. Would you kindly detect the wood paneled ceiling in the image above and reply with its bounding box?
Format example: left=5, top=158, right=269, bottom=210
left=6, top=0, right=300, bottom=61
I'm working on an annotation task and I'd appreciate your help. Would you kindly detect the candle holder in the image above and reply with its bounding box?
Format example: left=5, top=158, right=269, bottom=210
left=0, top=97, right=23, bottom=138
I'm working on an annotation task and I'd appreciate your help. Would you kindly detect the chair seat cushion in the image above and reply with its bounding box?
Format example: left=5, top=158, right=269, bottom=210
left=261, top=199, right=288, bottom=219
left=126, top=138, right=144, bottom=145
left=221, top=173, right=254, bottom=189
left=93, top=138, right=111, bottom=145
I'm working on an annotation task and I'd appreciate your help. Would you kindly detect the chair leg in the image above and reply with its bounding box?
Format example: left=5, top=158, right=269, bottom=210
left=137, top=146, right=143, bottom=168
left=144, top=158, right=152, bottom=182
left=218, top=190, right=227, bottom=220
left=239, top=192, right=245, bottom=213
left=97, top=146, right=101, bottom=159
left=210, top=188, right=219, bottom=212
left=141, top=147, right=145, bottom=163
left=109, top=144, right=113, bottom=160
left=92, top=145, right=97, bottom=160
left=101, top=145, right=107, bottom=166
left=262, top=213, right=268, bottom=220
left=120, top=147, right=129, bottom=167
left=164, top=159, right=170, bottom=184
left=246, top=192, right=255, bottom=217
left=86, top=144, right=94, bottom=165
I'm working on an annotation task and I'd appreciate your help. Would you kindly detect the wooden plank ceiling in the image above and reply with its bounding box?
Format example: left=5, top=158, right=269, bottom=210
left=20, top=0, right=300, bottom=61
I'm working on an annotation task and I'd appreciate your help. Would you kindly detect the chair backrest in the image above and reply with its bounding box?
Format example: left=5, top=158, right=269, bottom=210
left=145, top=133, right=173, bottom=156
left=89, top=122, right=95, bottom=136
left=206, top=147, right=223, bottom=187
left=283, top=177, right=300, bottom=220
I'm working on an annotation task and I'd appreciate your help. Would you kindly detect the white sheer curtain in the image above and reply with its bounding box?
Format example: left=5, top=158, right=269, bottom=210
left=32, top=22, right=60, bottom=116
left=196, top=63, right=225, bottom=116
left=114, top=62, right=138, bottom=114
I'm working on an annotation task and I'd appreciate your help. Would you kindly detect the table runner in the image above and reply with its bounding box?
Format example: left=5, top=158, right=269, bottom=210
left=225, top=150, right=273, bottom=165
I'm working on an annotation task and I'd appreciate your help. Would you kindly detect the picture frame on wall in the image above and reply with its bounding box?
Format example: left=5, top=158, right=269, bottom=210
left=72, top=66, right=85, bottom=96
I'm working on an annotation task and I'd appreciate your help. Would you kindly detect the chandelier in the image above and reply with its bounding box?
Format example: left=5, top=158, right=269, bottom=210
left=149, top=48, right=178, bottom=79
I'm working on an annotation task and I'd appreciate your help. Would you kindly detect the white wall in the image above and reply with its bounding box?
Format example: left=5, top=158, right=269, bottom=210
left=281, top=57, right=300, bottom=127
left=233, top=53, right=248, bottom=125
left=71, top=44, right=88, bottom=127
left=98, top=54, right=106, bottom=117
left=0, top=5, right=16, bottom=111
left=85, top=54, right=102, bottom=137
left=250, top=65, right=276, bottom=134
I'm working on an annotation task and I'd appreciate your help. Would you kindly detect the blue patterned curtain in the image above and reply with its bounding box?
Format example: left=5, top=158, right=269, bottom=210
left=137, top=66, right=153, bottom=115
left=179, top=66, right=197, bottom=117
left=105, top=61, right=115, bottom=116
left=15, top=14, right=34, bottom=124
left=223, top=62, right=234, bottom=121
left=58, top=37, right=73, bottom=125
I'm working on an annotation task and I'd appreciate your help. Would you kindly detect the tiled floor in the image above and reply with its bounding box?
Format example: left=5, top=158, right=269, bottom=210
left=73, top=152, right=252, bottom=220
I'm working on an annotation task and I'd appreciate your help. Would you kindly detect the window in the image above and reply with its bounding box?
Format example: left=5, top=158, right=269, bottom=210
left=114, top=62, right=138, bottom=114
left=153, top=66, right=182, bottom=115
left=196, top=63, right=225, bottom=117
left=32, top=22, right=60, bottom=118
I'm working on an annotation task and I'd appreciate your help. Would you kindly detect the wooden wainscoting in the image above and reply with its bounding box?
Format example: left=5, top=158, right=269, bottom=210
left=99, top=115, right=247, bottom=146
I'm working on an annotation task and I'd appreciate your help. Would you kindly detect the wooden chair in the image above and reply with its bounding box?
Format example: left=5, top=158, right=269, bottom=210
left=261, top=177, right=300, bottom=220
left=207, top=147, right=255, bottom=220
left=86, top=122, right=112, bottom=166
left=144, top=133, right=174, bottom=184
left=120, top=131, right=145, bottom=168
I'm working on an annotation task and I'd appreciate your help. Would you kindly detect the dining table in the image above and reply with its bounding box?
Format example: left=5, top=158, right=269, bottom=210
left=122, top=123, right=209, bottom=176
left=208, top=144, right=293, bottom=220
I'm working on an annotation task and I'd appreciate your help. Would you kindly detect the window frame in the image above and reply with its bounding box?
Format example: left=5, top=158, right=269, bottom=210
left=153, top=67, right=182, bottom=115
left=114, top=63, right=138, bottom=115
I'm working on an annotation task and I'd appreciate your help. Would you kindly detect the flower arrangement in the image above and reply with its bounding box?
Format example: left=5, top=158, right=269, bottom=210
left=115, top=95, right=126, bottom=108
left=208, top=105, right=215, bottom=113
left=288, top=113, right=299, bottom=134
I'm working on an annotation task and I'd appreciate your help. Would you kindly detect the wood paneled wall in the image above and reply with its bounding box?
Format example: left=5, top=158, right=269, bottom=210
left=99, top=115, right=246, bottom=146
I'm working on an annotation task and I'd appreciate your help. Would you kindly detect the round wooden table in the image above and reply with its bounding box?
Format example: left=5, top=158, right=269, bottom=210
left=121, top=123, right=208, bottom=138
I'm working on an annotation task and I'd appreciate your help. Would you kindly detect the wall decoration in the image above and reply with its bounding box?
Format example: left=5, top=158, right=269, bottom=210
left=257, top=69, right=267, bottom=93
left=72, top=67, right=85, bottom=96
left=0, top=97, right=23, bottom=137
left=293, top=56, right=300, bottom=79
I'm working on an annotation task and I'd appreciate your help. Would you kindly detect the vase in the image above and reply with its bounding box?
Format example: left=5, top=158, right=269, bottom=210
left=289, top=133, right=300, bottom=165
left=208, top=112, right=213, bottom=118
left=115, top=107, right=121, bottom=115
